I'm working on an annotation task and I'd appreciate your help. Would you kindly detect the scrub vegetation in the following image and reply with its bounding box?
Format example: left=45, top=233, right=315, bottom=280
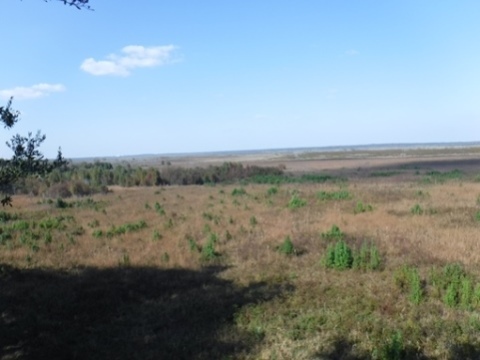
left=2, top=158, right=480, bottom=359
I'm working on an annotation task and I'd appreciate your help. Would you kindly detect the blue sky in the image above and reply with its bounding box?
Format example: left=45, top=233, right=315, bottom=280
left=1, top=0, right=480, bottom=158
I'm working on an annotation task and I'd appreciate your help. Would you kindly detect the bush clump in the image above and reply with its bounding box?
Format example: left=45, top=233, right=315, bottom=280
left=276, top=236, right=296, bottom=256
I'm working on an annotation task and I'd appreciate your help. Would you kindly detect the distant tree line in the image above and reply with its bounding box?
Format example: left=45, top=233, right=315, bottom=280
left=12, top=161, right=285, bottom=198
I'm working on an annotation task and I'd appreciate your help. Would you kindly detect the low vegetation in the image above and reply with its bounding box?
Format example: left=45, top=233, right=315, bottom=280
left=2, top=160, right=480, bottom=358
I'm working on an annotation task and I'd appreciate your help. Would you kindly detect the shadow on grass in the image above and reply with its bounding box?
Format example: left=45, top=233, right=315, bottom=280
left=0, top=264, right=291, bottom=360
left=313, top=338, right=430, bottom=359
left=314, top=338, right=480, bottom=360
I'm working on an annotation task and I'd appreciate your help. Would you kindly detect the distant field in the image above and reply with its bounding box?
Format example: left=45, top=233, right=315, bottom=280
left=2, top=149, right=480, bottom=359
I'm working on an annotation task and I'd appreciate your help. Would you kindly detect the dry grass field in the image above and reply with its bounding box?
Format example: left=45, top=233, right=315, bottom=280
left=2, top=151, right=480, bottom=359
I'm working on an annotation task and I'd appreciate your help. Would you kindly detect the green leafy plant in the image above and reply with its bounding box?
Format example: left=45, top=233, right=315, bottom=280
left=92, top=229, right=103, bottom=238
left=410, top=204, right=423, bottom=215
left=287, top=194, right=307, bottom=209
left=475, top=211, right=480, bottom=222
left=188, top=237, right=200, bottom=252
left=352, top=242, right=382, bottom=271
left=161, top=252, right=170, bottom=263
left=276, top=236, right=296, bottom=255
left=267, top=186, right=278, bottom=196
left=152, top=229, right=162, bottom=241
left=394, top=265, right=423, bottom=304
left=409, top=268, right=423, bottom=305
left=88, top=219, right=100, bottom=228
left=323, top=240, right=353, bottom=270
left=154, top=202, right=165, bottom=215
left=231, top=188, right=247, bottom=196
left=55, top=198, right=71, bottom=209
left=317, top=189, right=351, bottom=201
left=201, top=233, right=219, bottom=261
left=354, top=201, right=374, bottom=214
left=321, top=225, right=344, bottom=241
left=374, top=331, right=404, bottom=360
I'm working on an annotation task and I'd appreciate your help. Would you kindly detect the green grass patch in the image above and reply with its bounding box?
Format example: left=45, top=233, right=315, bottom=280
left=354, top=201, right=374, bottom=214
left=231, top=188, right=247, bottom=196
left=323, top=241, right=381, bottom=271
left=422, top=169, right=463, bottom=184
left=369, top=170, right=400, bottom=177
left=321, top=224, right=344, bottom=241
left=276, top=236, right=296, bottom=256
left=317, top=189, right=351, bottom=201
left=247, top=173, right=343, bottom=185
left=287, top=194, right=307, bottom=209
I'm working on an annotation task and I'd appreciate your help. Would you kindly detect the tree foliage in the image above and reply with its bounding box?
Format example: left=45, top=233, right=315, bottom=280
left=0, top=98, right=66, bottom=206
left=45, top=0, right=92, bottom=10
left=0, top=98, right=20, bottom=129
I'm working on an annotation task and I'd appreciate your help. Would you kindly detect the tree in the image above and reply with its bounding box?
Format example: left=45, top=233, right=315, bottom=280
left=45, top=0, right=92, bottom=10
left=0, top=98, right=66, bottom=206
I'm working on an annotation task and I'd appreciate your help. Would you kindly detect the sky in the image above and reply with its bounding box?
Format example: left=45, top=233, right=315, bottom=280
left=1, top=0, right=480, bottom=158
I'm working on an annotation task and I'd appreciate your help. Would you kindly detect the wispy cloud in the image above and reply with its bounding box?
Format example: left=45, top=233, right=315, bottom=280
left=346, top=49, right=359, bottom=56
left=80, top=45, right=178, bottom=76
left=0, top=83, right=66, bottom=100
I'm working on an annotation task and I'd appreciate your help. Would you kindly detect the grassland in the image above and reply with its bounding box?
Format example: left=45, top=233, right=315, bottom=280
left=2, top=152, right=480, bottom=359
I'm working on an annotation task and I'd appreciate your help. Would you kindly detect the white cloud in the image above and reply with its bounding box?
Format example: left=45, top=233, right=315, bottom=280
left=346, top=49, right=359, bottom=56
left=80, top=45, right=177, bottom=76
left=0, top=83, right=66, bottom=100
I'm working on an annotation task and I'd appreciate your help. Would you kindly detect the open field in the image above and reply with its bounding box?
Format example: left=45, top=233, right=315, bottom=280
left=2, top=149, right=480, bottom=359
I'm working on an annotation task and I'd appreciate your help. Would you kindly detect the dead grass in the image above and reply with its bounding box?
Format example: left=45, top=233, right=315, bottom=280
left=3, top=168, right=480, bottom=358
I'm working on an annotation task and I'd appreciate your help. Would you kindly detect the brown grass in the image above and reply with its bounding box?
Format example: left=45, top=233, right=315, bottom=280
left=2, top=162, right=480, bottom=358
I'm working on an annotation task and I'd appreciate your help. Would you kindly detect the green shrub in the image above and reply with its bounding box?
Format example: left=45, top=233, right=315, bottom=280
left=369, top=245, right=381, bottom=270
left=444, top=283, right=458, bottom=307
left=374, top=331, right=404, bottom=360
left=276, top=236, right=296, bottom=255
left=317, top=189, right=351, bottom=201
left=88, top=219, right=100, bottom=228
left=231, top=188, right=247, bottom=196
left=267, top=186, right=278, bottom=196
left=409, top=268, right=423, bottom=305
left=427, top=263, right=480, bottom=309
left=249, top=216, right=258, bottom=226
left=333, top=240, right=353, bottom=269
left=10, top=220, right=30, bottom=231
left=92, top=229, right=103, bottom=238
left=105, top=220, right=148, bottom=238
left=161, top=252, right=170, bottom=263
left=55, top=198, right=72, bottom=209
left=39, top=217, right=66, bottom=230
left=43, top=232, right=52, bottom=245
left=154, top=202, right=165, bottom=215
left=201, top=235, right=219, bottom=261
left=369, top=170, right=399, bottom=177
left=321, top=225, right=344, bottom=241
left=323, top=240, right=378, bottom=271
left=287, top=194, right=307, bottom=209
left=461, top=278, right=473, bottom=309
left=475, top=211, right=480, bottom=222
left=394, top=265, right=423, bottom=304
left=354, top=201, right=374, bottom=214
left=188, top=237, right=200, bottom=252
left=152, top=230, right=162, bottom=241
left=410, top=204, right=423, bottom=215
left=423, top=169, right=463, bottom=183
left=0, top=211, right=19, bottom=222
left=352, top=242, right=382, bottom=271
